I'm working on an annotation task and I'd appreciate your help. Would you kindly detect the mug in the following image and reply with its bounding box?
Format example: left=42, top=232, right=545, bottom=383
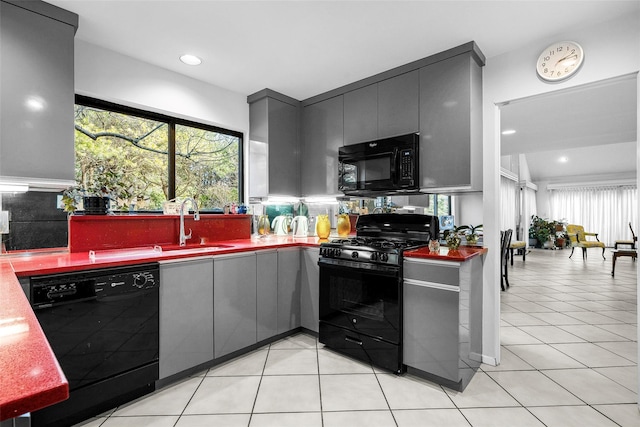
left=291, top=216, right=309, bottom=238
left=271, top=215, right=290, bottom=236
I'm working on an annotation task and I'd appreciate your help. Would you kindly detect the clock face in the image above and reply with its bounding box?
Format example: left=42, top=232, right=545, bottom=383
left=536, top=41, right=584, bottom=82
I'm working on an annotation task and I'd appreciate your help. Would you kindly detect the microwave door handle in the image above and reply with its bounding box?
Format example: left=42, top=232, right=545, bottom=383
left=390, top=148, right=398, bottom=184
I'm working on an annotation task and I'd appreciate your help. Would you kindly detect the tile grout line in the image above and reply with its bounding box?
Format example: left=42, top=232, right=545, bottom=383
left=246, top=341, right=272, bottom=426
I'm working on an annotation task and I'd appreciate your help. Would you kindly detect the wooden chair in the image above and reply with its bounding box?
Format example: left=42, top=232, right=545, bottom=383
left=566, top=224, right=605, bottom=260
left=509, top=240, right=526, bottom=265
left=500, top=229, right=513, bottom=291
left=614, top=222, right=637, bottom=249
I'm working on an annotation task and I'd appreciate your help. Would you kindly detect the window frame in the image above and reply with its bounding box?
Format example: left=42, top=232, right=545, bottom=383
left=75, top=95, right=244, bottom=209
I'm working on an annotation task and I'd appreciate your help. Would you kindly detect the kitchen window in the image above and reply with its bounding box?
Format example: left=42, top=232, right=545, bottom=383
left=74, top=96, right=243, bottom=211
left=426, top=194, right=452, bottom=216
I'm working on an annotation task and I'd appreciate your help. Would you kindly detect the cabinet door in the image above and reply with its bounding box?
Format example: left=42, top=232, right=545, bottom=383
left=257, top=250, right=278, bottom=341
left=343, top=84, right=378, bottom=145
left=378, top=71, right=419, bottom=139
left=301, top=96, right=344, bottom=196
left=419, top=53, right=481, bottom=190
left=300, top=248, right=320, bottom=333
left=214, top=253, right=257, bottom=358
left=403, top=279, right=460, bottom=383
left=159, top=258, right=214, bottom=379
left=277, top=248, right=301, bottom=333
left=268, top=98, right=300, bottom=196
left=0, top=2, right=75, bottom=181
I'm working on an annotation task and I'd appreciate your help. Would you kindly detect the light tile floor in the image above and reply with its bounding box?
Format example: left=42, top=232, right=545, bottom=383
left=77, top=249, right=638, bottom=426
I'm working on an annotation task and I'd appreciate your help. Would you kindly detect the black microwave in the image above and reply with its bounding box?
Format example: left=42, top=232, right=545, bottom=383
left=338, top=133, right=419, bottom=196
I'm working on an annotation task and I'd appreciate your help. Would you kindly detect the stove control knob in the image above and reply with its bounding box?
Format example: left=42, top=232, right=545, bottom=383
left=133, top=273, right=148, bottom=288
left=334, top=248, right=342, bottom=257
left=380, top=253, right=389, bottom=262
left=351, top=251, right=359, bottom=259
left=370, top=252, right=378, bottom=261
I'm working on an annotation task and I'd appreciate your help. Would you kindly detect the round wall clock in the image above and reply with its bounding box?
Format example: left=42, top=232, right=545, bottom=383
left=536, top=41, right=584, bottom=82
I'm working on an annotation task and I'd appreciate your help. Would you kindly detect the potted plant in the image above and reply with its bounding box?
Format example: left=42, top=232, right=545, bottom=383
left=530, top=215, right=556, bottom=248
left=62, top=185, right=111, bottom=215
left=443, top=229, right=462, bottom=250
left=457, top=224, right=483, bottom=245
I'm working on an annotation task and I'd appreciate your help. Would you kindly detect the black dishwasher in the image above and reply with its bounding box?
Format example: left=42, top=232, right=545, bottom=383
left=28, top=263, right=160, bottom=427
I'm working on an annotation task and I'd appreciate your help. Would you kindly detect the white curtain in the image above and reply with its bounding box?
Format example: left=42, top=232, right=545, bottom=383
left=521, top=185, right=537, bottom=241
left=500, top=175, right=517, bottom=233
left=549, top=185, right=637, bottom=247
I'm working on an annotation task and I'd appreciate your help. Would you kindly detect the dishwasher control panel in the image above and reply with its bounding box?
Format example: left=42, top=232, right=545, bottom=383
left=30, top=264, right=159, bottom=307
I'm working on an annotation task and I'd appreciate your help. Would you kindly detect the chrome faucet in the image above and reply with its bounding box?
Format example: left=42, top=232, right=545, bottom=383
left=179, top=198, right=200, bottom=246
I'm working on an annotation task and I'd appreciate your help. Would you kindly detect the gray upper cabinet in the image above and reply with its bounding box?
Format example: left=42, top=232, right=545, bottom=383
left=419, top=53, right=483, bottom=192
left=301, top=96, right=344, bottom=196
left=343, top=84, right=378, bottom=145
left=248, top=89, right=300, bottom=198
left=343, top=70, right=419, bottom=146
left=159, top=258, right=214, bottom=379
left=214, top=252, right=257, bottom=358
left=301, top=42, right=483, bottom=195
left=377, top=70, right=419, bottom=139
left=0, top=1, right=77, bottom=187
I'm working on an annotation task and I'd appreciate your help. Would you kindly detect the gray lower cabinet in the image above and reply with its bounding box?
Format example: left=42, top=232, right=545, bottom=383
left=301, top=96, right=344, bottom=196
left=419, top=52, right=483, bottom=192
left=300, top=247, right=320, bottom=333
left=214, top=252, right=257, bottom=358
left=0, top=1, right=77, bottom=184
left=403, top=256, right=483, bottom=391
left=159, top=258, right=214, bottom=379
left=277, top=248, right=301, bottom=334
left=257, top=250, right=278, bottom=341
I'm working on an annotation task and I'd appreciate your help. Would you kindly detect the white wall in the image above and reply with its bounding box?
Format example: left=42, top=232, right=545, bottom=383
left=74, top=39, right=249, bottom=140
left=482, top=12, right=640, bottom=365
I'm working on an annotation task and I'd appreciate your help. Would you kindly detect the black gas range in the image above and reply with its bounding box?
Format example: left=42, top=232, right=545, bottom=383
left=318, top=214, right=439, bottom=374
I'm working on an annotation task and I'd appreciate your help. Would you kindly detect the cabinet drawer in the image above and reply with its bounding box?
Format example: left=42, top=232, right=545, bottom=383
left=403, top=259, right=460, bottom=286
left=319, top=322, right=401, bottom=374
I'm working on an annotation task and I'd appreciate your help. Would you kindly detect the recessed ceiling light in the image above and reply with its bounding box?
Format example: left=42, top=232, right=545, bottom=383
left=559, top=156, right=569, bottom=163
left=179, top=54, right=202, bottom=66
left=501, top=129, right=516, bottom=135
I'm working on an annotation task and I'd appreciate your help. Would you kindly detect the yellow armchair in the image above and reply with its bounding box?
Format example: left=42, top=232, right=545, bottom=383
left=566, top=224, right=605, bottom=260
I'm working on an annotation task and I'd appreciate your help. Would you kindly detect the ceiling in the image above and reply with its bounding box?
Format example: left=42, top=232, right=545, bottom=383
left=46, top=0, right=638, bottom=182
left=501, top=75, right=638, bottom=182
left=48, top=0, right=638, bottom=101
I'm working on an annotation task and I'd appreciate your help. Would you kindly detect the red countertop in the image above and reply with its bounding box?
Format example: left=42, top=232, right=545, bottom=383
left=404, top=245, right=488, bottom=261
left=0, top=260, right=68, bottom=421
left=0, top=235, right=323, bottom=421
left=0, top=234, right=484, bottom=420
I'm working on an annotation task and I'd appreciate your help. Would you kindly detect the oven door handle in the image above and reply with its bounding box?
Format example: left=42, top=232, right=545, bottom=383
left=318, top=260, right=400, bottom=276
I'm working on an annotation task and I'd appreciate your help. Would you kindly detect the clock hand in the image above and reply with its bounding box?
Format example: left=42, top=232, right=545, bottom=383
left=556, top=53, right=578, bottom=66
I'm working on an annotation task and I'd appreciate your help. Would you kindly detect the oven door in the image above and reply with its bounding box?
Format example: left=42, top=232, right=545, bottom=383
left=318, top=260, right=401, bottom=344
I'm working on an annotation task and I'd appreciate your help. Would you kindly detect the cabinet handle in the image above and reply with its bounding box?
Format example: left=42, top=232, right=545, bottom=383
left=345, top=336, right=363, bottom=346
left=403, top=278, right=460, bottom=292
